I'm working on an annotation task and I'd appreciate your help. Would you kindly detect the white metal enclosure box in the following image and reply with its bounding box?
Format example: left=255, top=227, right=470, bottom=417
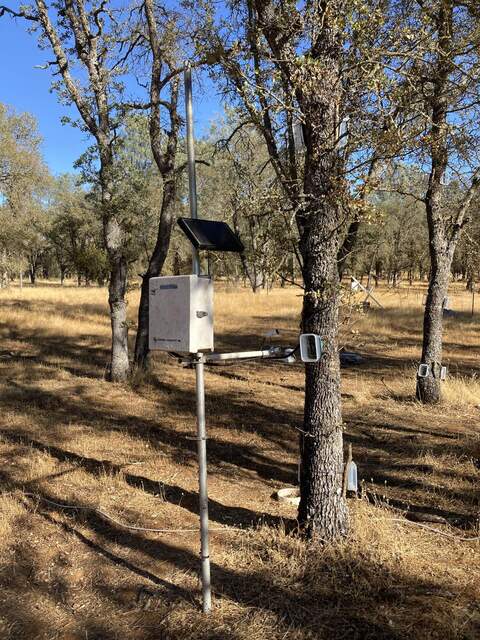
left=149, top=275, right=214, bottom=353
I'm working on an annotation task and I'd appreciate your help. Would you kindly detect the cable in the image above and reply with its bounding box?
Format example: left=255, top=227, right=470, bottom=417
left=14, top=493, right=480, bottom=542
left=390, top=517, right=480, bottom=542
left=19, top=492, right=242, bottom=535
left=265, top=345, right=299, bottom=361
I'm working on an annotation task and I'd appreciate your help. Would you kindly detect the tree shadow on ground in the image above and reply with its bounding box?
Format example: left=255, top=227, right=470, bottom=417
left=1, top=350, right=477, bottom=529
left=0, top=370, right=300, bottom=481
left=1, top=475, right=477, bottom=640
left=0, top=428, right=293, bottom=531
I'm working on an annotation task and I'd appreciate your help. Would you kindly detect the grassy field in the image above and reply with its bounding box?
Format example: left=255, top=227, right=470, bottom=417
left=0, top=281, right=478, bottom=639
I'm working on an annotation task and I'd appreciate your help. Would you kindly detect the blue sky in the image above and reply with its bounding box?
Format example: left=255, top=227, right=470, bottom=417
left=0, top=14, right=224, bottom=176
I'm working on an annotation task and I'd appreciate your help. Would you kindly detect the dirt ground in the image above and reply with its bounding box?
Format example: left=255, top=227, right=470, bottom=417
left=0, top=281, right=478, bottom=640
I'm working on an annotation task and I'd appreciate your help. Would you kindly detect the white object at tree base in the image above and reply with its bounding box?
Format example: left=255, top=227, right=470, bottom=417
left=274, top=487, right=300, bottom=505
left=347, top=460, right=358, bottom=493
left=293, top=118, right=305, bottom=152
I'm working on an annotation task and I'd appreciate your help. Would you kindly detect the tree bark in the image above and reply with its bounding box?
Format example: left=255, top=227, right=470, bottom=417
left=227, top=0, right=350, bottom=540
left=134, top=177, right=176, bottom=369
left=298, top=223, right=348, bottom=538
left=416, top=190, right=451, bottom=403
left=24, top=0, right=132, bottom=382
left=416, top=0, right=452, bottom=404
left=294, top=5, right=349, bottom=540
left=101, top=155, right=130, bottom=382
left=108, top=254, right=129, bottom=382
left=417, top=262, right=449, bottom=403
left=132, top=0, right=181, bottom=372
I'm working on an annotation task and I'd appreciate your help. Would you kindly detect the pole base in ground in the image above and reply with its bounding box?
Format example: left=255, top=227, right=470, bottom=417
left=195, top=356, right=212, bottom=613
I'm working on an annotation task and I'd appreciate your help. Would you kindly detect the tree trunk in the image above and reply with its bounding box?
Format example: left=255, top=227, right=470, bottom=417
left=416, top=194, right=451, bottom=404
left=417, top=262, right=449, bottom=403
left=239, top=251, right=263, bottom=293
left=134, top=177, right=176, bottom=370
left=173, top=250, right=181, bottom=276
left=416, top=0, right=453, bottom=405
left=298, top=228, right=348, bottom=538
left=233, top=213, right=262, bottom=293
left=108, top=254, right=129, bottom=382
left=295, top=13, right=349, bottom=539
left=99, top=144, right=130, bottom=382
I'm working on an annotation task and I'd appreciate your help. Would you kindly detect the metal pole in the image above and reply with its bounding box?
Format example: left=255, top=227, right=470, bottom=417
left=184, top=66, right=200, bottom=276
left=195, top=355, right=211, bottom=613
left=184, top=65, right=212, bottom=613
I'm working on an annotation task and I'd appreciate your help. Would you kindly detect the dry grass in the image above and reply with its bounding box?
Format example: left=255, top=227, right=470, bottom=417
left=0, top=279, right=478, bottom=639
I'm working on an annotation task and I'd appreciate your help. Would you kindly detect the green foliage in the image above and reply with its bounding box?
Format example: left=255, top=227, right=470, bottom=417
left=48, top=174, right=107, bottom=283
left=191, top=116, right=299, bottom=289
left=0, top=102, right=52, bottom=282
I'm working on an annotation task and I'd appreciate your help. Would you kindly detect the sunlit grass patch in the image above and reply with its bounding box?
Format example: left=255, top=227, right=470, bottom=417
left=442, top=374, right=480, bottom=407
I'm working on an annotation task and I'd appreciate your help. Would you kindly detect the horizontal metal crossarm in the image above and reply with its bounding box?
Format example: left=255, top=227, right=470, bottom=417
left=204, top=347, right=296, bottom=363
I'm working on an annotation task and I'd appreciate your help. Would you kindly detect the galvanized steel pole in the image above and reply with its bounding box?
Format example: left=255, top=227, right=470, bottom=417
left=184, top=65, right=212, bottom=614
left=194, top=354, right=211, bottom=613
left=185, top=66, right=200, bottom=276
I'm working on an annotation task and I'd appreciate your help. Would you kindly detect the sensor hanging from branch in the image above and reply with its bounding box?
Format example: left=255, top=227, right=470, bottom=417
left=337, top=116, right=350, bottom=151
left=342, top=443, right=358, bottom=498
left=293, top=117, right=305, bottom=152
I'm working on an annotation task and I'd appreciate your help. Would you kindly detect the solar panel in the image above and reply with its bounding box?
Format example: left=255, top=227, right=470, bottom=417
left=177, top=218, right=244, bottom=253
